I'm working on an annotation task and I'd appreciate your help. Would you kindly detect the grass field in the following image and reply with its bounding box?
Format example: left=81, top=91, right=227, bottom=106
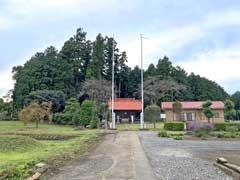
left=0, top=121, right=102, bottom=180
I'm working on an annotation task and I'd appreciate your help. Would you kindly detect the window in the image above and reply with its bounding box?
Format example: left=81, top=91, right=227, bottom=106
left=214, top=112, right=220, bottom=118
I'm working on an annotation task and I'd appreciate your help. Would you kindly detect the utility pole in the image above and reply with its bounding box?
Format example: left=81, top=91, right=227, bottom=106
left=111, top=35, right=116, bottom=129
left=140, top=34, right=144, bottom=129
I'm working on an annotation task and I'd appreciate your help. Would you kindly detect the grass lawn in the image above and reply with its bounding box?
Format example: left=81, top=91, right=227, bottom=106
left=0, top=121, right=102, bottom=180
left=116, top=122, right=164, bottom=131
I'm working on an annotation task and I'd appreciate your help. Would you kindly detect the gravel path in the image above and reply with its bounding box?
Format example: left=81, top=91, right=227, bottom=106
left=46, top=131, right=155, bottom=180
left=139, top=131, right=240, bottom=180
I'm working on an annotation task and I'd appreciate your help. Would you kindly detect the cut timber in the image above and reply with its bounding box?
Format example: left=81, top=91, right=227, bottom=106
left=26, top=172, right=41, bottom=180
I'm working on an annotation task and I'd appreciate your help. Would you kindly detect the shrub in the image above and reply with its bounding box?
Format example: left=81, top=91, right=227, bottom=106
left=164, top=122, right=184, bottom=131
left=187, top=122, right=214, bottom=131
left=80, top=100, right=98, bottom=127
left=226, top=126, right=238, bottom=133
left=173, top=136, right=183, bottom=140
left=195, top=128, right=211, bottom=138
left=53, top=113, right=66, bottom=124
left=158, top=130, right=168, bottom=137
left=214, top=123, right=227, bottom=131
left=214, top=122, right=240, bottom=131
left=90, top=118, right=98, bottom=129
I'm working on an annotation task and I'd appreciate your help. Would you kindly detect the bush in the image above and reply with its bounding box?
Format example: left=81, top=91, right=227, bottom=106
left=164, top=122, right=184, bottom=131
left=80, top=100, right=98, bottom=127
left=90, top=118, right=98, bottom=129
left=186, top=122, right=214, bottom=131
left=158, top=130, right=168, bottom=137
left=53, top=113, right=68, bottom=125
left=214, top=122, right=240, bottom=131
left=226, top=126, right=238, bottom=133
left=173, top=136, right=183, bottom=140
left=195, top=128, right=211, bottom=138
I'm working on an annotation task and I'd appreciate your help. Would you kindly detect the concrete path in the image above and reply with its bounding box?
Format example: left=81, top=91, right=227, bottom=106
left=47, top=131, right=155, bottom=180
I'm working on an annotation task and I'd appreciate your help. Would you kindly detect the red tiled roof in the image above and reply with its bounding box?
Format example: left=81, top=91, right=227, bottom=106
left=161, top=101, right=224, bottom=110
left=108, top=98, right=142, bottom=110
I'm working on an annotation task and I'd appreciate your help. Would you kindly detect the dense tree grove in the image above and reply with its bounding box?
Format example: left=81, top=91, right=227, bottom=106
left=12, top=27, right=229, bottom=117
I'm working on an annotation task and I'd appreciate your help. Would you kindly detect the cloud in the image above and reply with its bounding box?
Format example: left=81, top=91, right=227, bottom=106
left=177, top=47, right=240, bottom=93
left=0, top=69, right=14, bottom=97
left=120, top=9, right=240, bottom=68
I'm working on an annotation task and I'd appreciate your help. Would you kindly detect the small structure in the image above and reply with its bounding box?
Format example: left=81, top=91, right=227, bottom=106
left=108, top=98, right=142, bottom=123
left=161, top=101, right=224, bottom=123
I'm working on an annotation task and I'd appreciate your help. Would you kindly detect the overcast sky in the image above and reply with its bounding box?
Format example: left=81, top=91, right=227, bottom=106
left=1, top=0, right=240, bottom=97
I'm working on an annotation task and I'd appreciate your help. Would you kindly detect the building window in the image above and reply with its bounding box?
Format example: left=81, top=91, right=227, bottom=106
left=214, top=112, right=220, bottom=118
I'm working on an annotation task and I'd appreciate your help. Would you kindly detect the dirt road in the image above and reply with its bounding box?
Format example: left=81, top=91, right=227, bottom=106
left=47, top=131, right=155, bottom=180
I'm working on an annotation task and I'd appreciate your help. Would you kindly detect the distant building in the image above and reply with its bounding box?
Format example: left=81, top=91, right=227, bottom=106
left=108, top=98, right=142, bottom=123
left=161, top=101, right=225, bottom=123
left=2, top=90, right=13, bottom=103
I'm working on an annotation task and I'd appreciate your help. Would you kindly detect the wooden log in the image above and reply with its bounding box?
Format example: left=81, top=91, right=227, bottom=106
left=26, top=172, right=41, bottom=180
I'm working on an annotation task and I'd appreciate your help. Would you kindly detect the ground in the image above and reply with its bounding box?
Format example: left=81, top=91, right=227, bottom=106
left=1, top=121, right=240, bottom=180
left=46, top=131, right=239, bottom=180
left=0, top=121, right=101, bottom=179
left=140, top=131, right=240, bottom=180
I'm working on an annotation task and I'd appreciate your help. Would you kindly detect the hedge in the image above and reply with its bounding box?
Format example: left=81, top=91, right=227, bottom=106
left=214, top=122, right=240, bottom=131
left=164, top=122, right=185, bottom=131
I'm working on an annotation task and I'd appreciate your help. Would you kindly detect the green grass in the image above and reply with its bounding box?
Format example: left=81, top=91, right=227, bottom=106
left=0, top=121, right=85, bottom=135
left=0, top=121, right=102, bottom=180
left=116, top=122, right=164, bottom=131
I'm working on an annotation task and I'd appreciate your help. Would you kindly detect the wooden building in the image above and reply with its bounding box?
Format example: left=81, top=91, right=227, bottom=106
left=108, top=98, right=142, bottom=123
left=161, top=101, right=225, bottom=123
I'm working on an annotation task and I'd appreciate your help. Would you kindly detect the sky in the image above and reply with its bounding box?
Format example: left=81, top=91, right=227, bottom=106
left=1, top=0, right=240, bottom=97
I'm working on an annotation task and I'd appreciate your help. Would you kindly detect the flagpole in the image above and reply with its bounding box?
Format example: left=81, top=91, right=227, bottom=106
left=140, top=34, right=144, bottom=129
left=112, top=35, right=115, bottom=129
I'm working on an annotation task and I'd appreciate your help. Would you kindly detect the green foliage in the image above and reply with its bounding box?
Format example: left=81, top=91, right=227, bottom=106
left=226, top=125, right=238, bottom=133
left=164, top=122, right=185, bottom=131
left=80, top=100, right=98, bottom=127
left=231, top=91, right=240, bottom=110
left=224, top=99, right=236, bottom=120
left=12, top=27, right=229, bottom=113
left=214, top=122, right=240, bottom=131
left=173, top=136, right=183, bottom=140
left=158, top=130, right=168, bottom=137
left=0, top=135, right=42, bottom=153
left=72, top=110, right=81, bottom=126
left=63, top=98, right=80, bottom=125
left=195, top=128, right=211, bottom=138
left=25, top=90, right=66, bottom=113
left=144, top=104, right=161, bottom=128
left=90, top=118, right=98, bottom=129
left=202, top=100, right=214, bottom=121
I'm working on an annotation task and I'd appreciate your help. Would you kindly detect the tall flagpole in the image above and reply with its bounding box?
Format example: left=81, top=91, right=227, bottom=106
left=111, top=35, right=115, bottom=129
left=140, top=34, right=144, bottom=129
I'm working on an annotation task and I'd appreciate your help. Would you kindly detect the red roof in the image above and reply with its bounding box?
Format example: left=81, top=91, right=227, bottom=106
left=161, top=101, right=224, bottom=110
left=108, top=98, right=142, bottom=110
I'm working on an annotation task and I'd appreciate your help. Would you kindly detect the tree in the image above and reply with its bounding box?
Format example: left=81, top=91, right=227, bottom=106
left=60, top=28, right=92, bottom=87
left=80, top=78, right=112, bottom=105
left=231, top=91, right=240, bottom=110
left=172, top=101, right=182, bottom=121
left=144, top=104, right=161, bottom=129
left=24, top=90, right=66, bottom=113
left=141, top=76, right=186, bottom=105
left=18, top=102, right=53, bottom=128
left=63, top=98, right=81, bottom=124
left=156, top=56, right=173, bottom=79
left=224, top=99, right=236, bottom=120
left=202, top=101, right=214, bottom=122
left=86, top=33, right=105, bottom=79
left=13, top=46, right=73, bottom=110
left=80, top=100, right=98, bottom=128
left=145, top=63, right=156, bottom=77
